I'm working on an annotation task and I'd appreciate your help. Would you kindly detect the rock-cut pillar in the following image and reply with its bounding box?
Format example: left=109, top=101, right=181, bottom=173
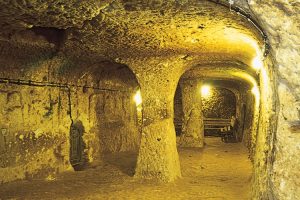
left=130, top=58, right=183, bottom=182
left=180, top=80, right=204, bottom=147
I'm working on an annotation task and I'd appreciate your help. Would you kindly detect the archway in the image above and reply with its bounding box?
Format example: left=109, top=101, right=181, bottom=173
left=56, top=59, right=142, bottom=174
left=171, top=58, right=269, bottom=198
left=92, top=62, right=141, bottom=176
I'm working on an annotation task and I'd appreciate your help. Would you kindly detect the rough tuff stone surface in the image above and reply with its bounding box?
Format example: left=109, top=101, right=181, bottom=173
left=125, top=57, right=187, bottom=182
left=180, top=80, right=204, bottom=148
left=0, top=0, right=263, bottom=63
left=241, top=91, right=256, bottom=150
left=0, top=50, right=140, bottom=183
left=0, top=83, right=72, bottom=183
left=274, top=84, right=300, bottom=200
left=0, top=1, right=112, bottom=32
left=249, top=1, right=300, bottom=199
left=202, top=87, right=236, bottom=119
left=0, top=1, right=299, bottom=199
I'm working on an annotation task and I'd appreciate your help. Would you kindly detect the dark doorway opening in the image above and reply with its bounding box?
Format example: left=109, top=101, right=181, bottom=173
left=70, top=121, right=87, bottom=171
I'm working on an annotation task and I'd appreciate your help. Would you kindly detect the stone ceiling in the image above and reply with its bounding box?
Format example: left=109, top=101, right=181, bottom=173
left=0, top=0, right=264, bottom=67
left=182, top=61, right=259, bottom=87
left=0, top=0, right=113, bottom=30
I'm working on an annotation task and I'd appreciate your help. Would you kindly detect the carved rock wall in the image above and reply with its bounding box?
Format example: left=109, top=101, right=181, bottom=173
left=0, top=49, right=140, bottom=183
left=249, top=1, right=300, bottom=199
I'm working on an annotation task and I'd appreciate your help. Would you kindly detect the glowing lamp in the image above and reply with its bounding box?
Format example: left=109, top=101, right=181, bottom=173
left=251, top=86, right=260, bottom=97
left=251, top=85, right=260, bottom=108
left=252, top=56, right=263, bottom=70
left=134, top=90, right=142, bottom=106
left=201, top=85, right=211, bottom=98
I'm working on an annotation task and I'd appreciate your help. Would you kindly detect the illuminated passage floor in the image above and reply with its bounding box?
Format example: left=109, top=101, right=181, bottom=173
left=0, top=138, right=252, bottom=200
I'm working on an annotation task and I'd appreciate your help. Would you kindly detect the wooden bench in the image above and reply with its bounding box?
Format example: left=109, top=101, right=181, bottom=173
left=204, top=118, right=237, bottom=143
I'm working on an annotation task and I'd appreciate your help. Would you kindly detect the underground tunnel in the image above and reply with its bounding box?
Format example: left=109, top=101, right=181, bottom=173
left=0, top=0, right=299, bottom=199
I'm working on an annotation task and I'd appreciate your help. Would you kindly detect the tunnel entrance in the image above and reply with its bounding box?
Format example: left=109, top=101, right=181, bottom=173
left=201, top=86, right=237, bottom=139
left=90, top=62, right=141, bottom=176
left=174, top=77, right=254, bottom=145
left=172, top=66, right=259, bottom=198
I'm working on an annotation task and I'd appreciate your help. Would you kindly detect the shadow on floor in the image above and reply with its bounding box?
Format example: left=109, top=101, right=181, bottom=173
left=103, top=151, right=138, bottom=177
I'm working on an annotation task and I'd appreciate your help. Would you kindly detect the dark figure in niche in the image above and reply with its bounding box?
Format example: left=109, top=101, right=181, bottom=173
left=231, top=116, right=240, bottom=138
left=69, top=121, right=88, bottom=170
left=222, top=116, right=239, bottom=143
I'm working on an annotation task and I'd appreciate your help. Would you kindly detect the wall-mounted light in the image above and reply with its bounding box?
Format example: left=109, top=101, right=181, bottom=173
left=251, top=55, right=263, bottom=70
left=251, top=85, right=260, bottom=108
left=251, top=85, right=260, bottom=98
left=201, top=85, right=211, bottom=98
left=134, top=90, right=142, bottom=106
left=134, top=90, right=143, bottom=124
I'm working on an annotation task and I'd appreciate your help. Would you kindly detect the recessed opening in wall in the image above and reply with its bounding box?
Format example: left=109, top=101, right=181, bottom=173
left=174, top=77, right=256, bottom=143
left=173, top=64, right=262, bottom=197
left=45, top=59, right=143, bottom=174
left=201, top=86, right=237, bottom=138
left=90, top=62, right=141, bottom=176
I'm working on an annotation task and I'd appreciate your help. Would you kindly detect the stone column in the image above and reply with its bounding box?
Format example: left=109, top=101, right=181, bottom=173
left=134, top=91, right=181, bottom=182
left=179, top=80, right=204, bottom=147
left=126, top=57, right=185, bottom=182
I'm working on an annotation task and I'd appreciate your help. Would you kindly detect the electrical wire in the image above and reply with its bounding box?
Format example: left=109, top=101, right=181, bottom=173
left=206, top=0, right=270, bottom=57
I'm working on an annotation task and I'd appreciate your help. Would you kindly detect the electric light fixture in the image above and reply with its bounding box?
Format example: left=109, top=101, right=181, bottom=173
left=134, top=90, right=142, bottom=106
left=251, top=86, right=259, bottom=97
left=252, top=55, right=264, bottom=70
left=201, top=85, right=211, bottom=98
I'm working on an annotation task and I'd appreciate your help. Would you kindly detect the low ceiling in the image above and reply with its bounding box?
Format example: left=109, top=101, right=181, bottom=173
left=203, top=79, right=249, bottom=91
left=0, top=0, right=264, bottom=67
left=182, top=62, right=258, bottom=87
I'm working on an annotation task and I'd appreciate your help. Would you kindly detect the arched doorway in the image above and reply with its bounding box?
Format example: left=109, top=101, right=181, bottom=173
left=172, top=63, right=261, bottom=199
left=63, top=60, right=142, bottom=175
left=91, top=62, right=141, bottom=176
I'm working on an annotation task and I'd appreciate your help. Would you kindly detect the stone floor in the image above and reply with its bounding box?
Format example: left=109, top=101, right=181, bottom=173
left=0, top=137, right=252, bottom=200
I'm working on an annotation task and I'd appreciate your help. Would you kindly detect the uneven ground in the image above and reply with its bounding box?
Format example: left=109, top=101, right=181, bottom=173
left=0, top=137, right=252, bottom=200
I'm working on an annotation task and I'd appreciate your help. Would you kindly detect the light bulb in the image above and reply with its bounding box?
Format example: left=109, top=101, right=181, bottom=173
left=252, top=55, right=263, bottom=70
left=201, top=85, right=211, bottom=98
left=134, top=90, right=142, bottom=106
